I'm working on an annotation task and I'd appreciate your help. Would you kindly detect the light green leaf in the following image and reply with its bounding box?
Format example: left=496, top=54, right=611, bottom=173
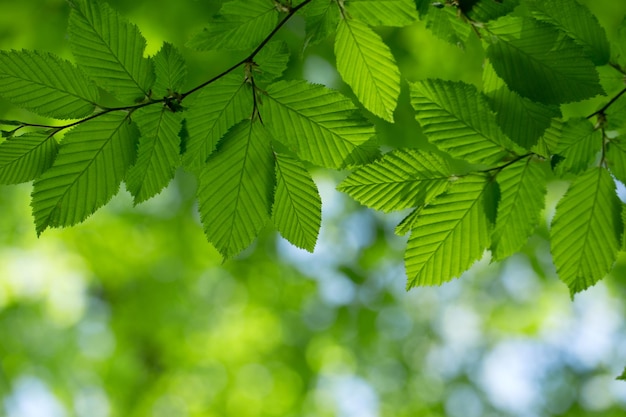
left=395, top=207, right=422, bottom=236
left=198, top=120, right=275, bottom=259
left=303, top=0, right=340, bottom=48
left=69, top=0, right=155, bottom=103
left=527, top=0, right=609, bottom=65
left=423, top=5, right=472, bottom=47
left=0, top=50, right=98, bottom=119
left=187, top=0, right=278, bottom=51
left=466, top=0, right=519, bottom=22
left=153, top=42, right=187, bottom=97
left=337, top=149, right=451, bottom=212
left=486, top=16, right=603, bottom=104
left=606, top=139, right=626, bottom=185
left=31, top=113, right=138, bottom=234
left=542, top=118, right=601, bottom=176
left=184, top=74, right=253, bottom=168
left=405, top=174, right=492, bottom=287
left=345, top=0, right=418, bottom=27
left=125, top=106, right=182, bottom=204
left=273, top=152, right=321, bottom=252
left=483, top=61, right=560, bottom=149
left=410, top=79, right=517, bottom=164
left=0, top=134, right=58, bottom=185
left=335, top=18, right=401, bottom=122
left=491, top=157, right=547, bottom=260
left=254, top=41, right=290, bottom=84
left=551, top=168, right=622, bottom=295
left=262, top=80, right=378, bottom=169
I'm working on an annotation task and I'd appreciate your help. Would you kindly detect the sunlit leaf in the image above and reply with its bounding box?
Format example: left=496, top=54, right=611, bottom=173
left=491, top=157, right=547, bottom=260
left=410, top=79, right=518, bottom=164
left=551, top=168, right=622, bottom=295
left=68, top=0, right=155, bottom=103
left=542, top=118, right=601, bottom=176
left=262, top=80, right=378, bottom=168
left=337, top=149, right=451, bottom=212
left=405, top=174, right=492, bottom=287
left=153, top=42, right=187, bottom=97
left=125, top=105, right=182, bottom=204
left=607, top=138, right=626, bottom=185
left=0, top=134, right=58, bottom=185
left=273, top=152, right=321, bottom=252
left=0, top=50, right=99, bottom=119
left=345, top=0, right=418, bottom=27
left=335, top=18, right=401, bottom=122
left=32, top=113, right=138, bottom=234
left=198, top=120, right=274, bottom=259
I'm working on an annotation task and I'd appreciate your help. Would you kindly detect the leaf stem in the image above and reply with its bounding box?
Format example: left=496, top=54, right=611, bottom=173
left=479, top=153, right=534, bottom=175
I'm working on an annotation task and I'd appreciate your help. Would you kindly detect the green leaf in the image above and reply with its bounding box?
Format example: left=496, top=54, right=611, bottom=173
left=486, top=16, right=603, bottom=104
left=465, top=0, right=519, bottom=23
left=0, top=50, right=98, bottom=119
left=491, top=157, right=547, bottom=260
left=345, top=0, right=418, bottom=27
left=410, top=79, right=517, bottom=164
left=31, top=113, right=138, bottom=234
left=606, top=138, right=626, bottom=185
left=184, top=74, right=253, bottom=168
left=395, top=207, right=422, bottom=236
left=303, top=0, right=340, bottom=48
left=253, top=41, right=290, bottom=84
left=68, top=0, right=155, bottom=103
left=198, top=120, right=275, bottom=259
left=273, top=153, right=321, bottom=252
left=0, top=134, right=58, bottom=185
left=483, top=61, right=560, bottom=150
left=262, top=80, right=378, bottom=169
left=542, top=118, right=601, bottom=176
left=335, top=18, right=401, bottom=122
left=337, top=149, right=451, bottom=212
left=423, top=5, right=472, bottom=47
left=405, top=174, right=492, bottom=287
left=187, top=0, right=279, bottom=51
left=125, top=106, right=182, bottom=204
left=618, top=367, right=626, bottom=381
left=153, top=42, right=187, bottom=97
left=527, top=0, right=609, bottom=65
left=551, top=168, right=622, bottom=295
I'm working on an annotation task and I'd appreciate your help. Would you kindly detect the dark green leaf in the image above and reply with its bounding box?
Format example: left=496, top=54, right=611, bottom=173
left=0, top=134, right=58, bottom=185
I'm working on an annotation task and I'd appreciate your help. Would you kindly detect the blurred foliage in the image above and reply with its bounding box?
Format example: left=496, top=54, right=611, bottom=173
left=1, top=1, right=626, bottom=416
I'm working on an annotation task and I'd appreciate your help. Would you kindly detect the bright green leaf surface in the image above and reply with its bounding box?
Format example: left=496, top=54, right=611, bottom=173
left=337, top=149, right=451, bottom=212
left=68, top=0, right=155, bottom=103
left=607, top=139, right=626, bottom=185
left=31, top=113, right=138, bottom=234
left=491, top=157, right=547, bottom=260
left=262, top=80, right=378, bottom=168
left=153, top=43, right=187, bottom=97
left=0, top=134, right=58, bottom=185
left=487, top=16, right=603, bottom=104
left=345, top=0, right=418, bottom=27
left=125, top=106, right=182, bottom=204
left=527, top=0, right=610, bottom=65
left=184, top=74, right=252, bottom=168
left=411, top=79, right=516, bottom=164
left=0, top=50, right=98, bottom=119
left=335, top=18, right=401, bottom=122
left=187, top=0, right=278, bottom=51
left=551, top=168, right=622, bottom=295
left=198, top=120, right=274, bottom=259
left=542, top=118, right=601, bottom=176
left=483, top=61, right=560, bottom=150
left=273, top=153, right=321, bottom=252
left=405, top=175, right=492, bottom=287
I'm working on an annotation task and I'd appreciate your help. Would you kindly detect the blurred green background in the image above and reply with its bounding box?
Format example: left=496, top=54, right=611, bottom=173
left=1, top=1, right=626, bottom=416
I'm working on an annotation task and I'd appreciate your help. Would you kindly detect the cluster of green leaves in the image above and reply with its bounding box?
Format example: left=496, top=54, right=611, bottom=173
left=0, top=0, right=625, bottom=299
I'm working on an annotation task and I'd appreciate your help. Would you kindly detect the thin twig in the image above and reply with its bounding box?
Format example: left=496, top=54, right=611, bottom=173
left=587, top=87, right=626, bottom=119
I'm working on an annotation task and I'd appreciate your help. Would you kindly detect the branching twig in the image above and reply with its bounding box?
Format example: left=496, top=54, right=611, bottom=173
left=587, top=87, right=626, bottom=120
